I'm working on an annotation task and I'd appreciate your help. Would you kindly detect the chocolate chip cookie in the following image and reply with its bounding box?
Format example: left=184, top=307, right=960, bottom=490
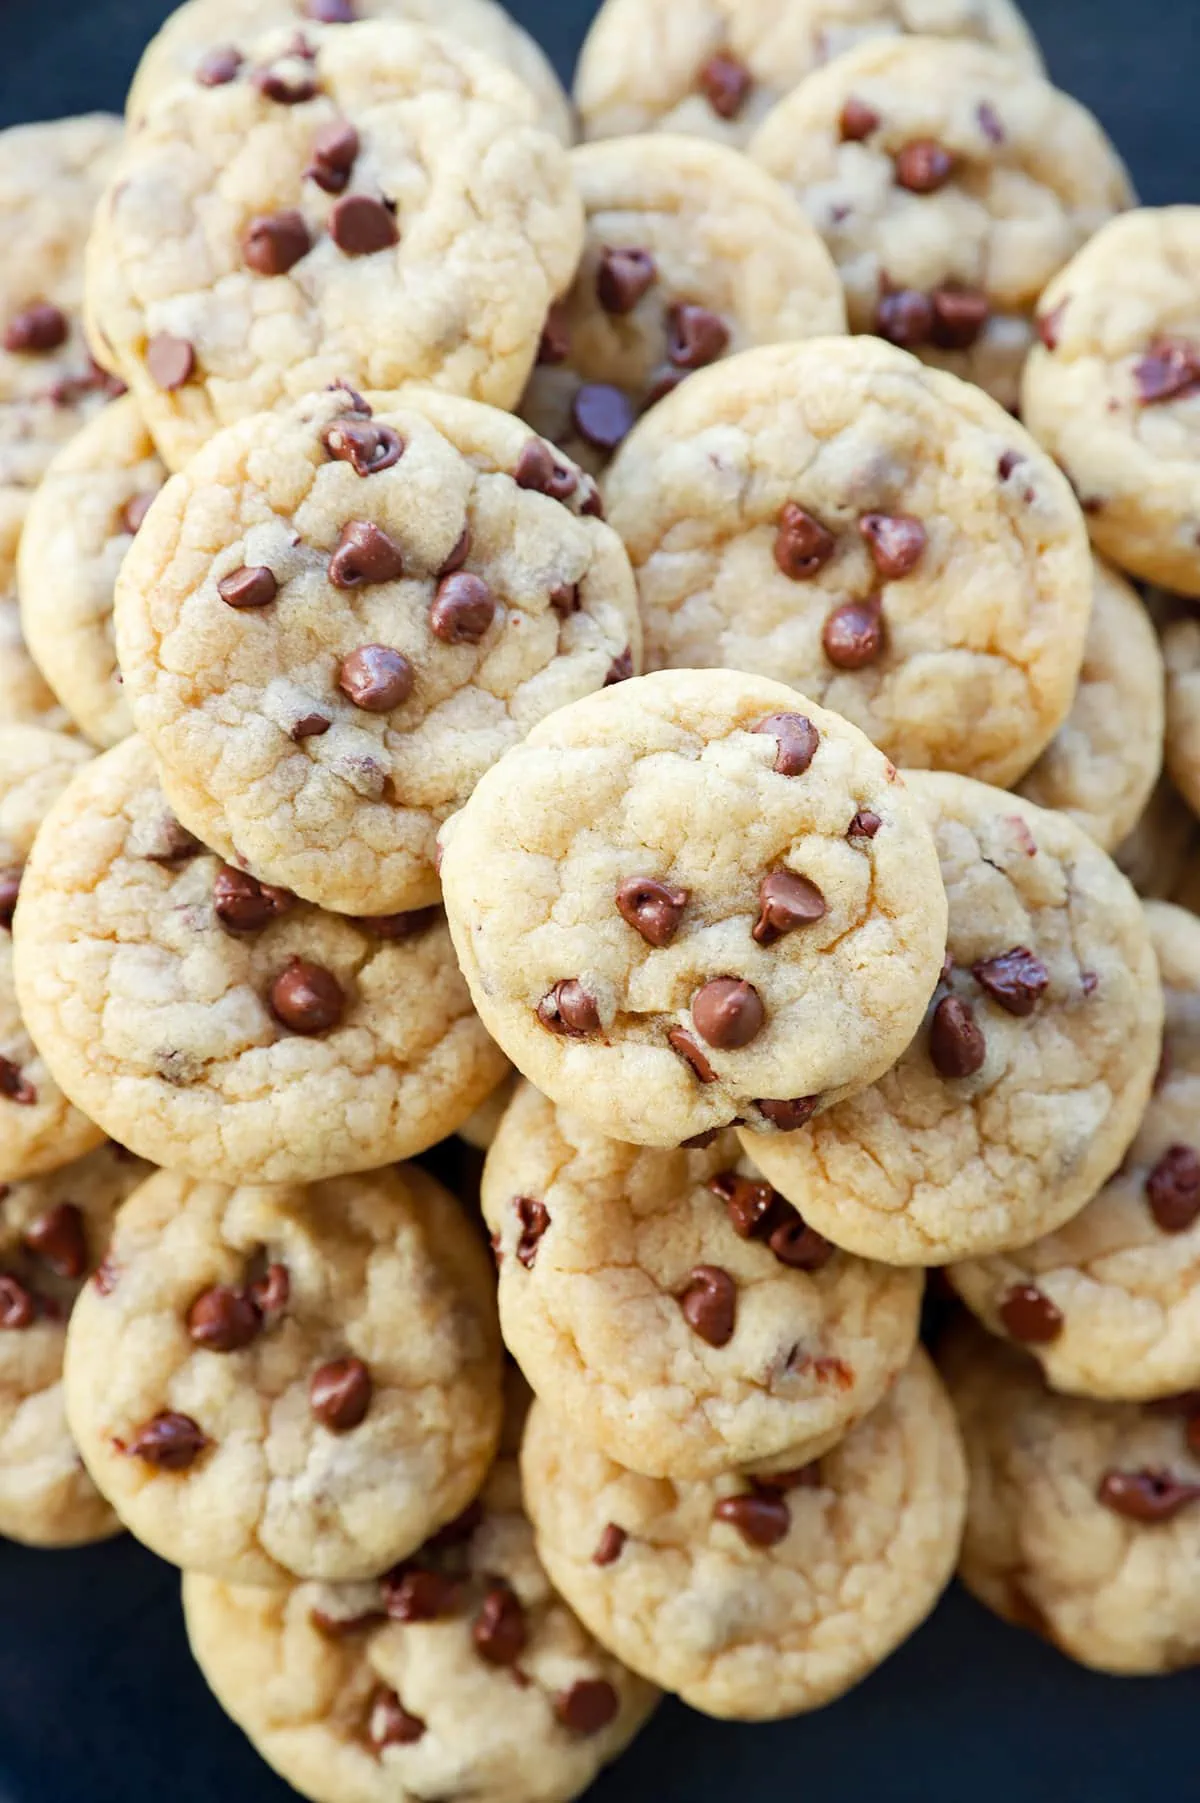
left=1162, top=609, right=1200, bottom=823
left=440, top=668, right=948, bottom=1149
left=743, top=772, right=1163, bottom=1264
left=115, top=386, right=638, bottom=915
left=12, top=735, right=509, bottom=1182
left=85, top=21, right=582, bottom=470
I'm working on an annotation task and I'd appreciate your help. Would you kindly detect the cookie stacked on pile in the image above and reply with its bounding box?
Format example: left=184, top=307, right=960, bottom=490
left=2, top=0, right=1200, bottom=1796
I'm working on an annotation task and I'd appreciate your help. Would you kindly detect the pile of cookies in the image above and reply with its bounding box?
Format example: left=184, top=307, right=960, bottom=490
left=2, top=0, right=1200, bottom=1794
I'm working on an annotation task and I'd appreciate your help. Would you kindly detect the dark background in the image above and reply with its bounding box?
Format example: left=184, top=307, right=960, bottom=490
left=2, top=3, right=1198, bottom=1800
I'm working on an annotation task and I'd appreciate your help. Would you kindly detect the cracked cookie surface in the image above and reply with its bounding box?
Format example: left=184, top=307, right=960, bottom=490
left=440, top=668, right=948, bottom=1149
left=65, top=1162, right=503, bottom=1585
left=743, top=772, right=1162, bottom=1264
left=12, top=735, right=508, bottom=1182
left=116, top=386, right=638, bottom=915
left=603, top=338, right=1092, bottom=788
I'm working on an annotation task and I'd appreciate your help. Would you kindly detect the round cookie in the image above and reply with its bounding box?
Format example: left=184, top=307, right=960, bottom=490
left=127, top=0, right=573, bottom=144
left=18, top=396, right=166, bottom=749
left=519, top=135, right=846, bottom=475
left=115, top=386, right=638, bottom=916
left=575, top=0, right=1042, bottom=149
left=742, top=772, right=1163, bottom=1265
left=85, top=22, right=582, bottom=472
left=943, top=1323, right=1200, bottom=1675
left=603, top=338, right=1092, bottom=788
left=1163, top=611, right=1200, bottom=821
left=65, top=1162, right=503, bottom=1585
left=1114, top=775, right=1199, bottom=901
left=1022, top=208, right=1200, bottom=596
left=521, top=1347, right=965, bottom=1718
left=1015, top=558, right=1163, bottom=854
left=0, top=1140, right=151, bottom=1548
left=440, top=668, right=948, bottom=1150
left=482, top=1082, right=922, bottom=1479
left=12, top=735, right=509, bottom=1183
left=750, top=39, right=1132, bottom=410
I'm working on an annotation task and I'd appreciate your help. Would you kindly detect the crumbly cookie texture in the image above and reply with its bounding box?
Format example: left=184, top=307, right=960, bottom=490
left=1016, top=558, right=1162, bottom=854
left=750, top=38, right=1132, bottom=410
left=603, top=338, right=1092, bottom=788
left=948, top=903, right=1200, bottom=1398
left=742, top=772, right=1163, bottom=1265
left=481, top=1082, right=922, bottom=1480
left=0, top=725, right=104, bottom=1180
left=522, top=1347, right=965, bottom=1718
left=12, top=736, right=508, bottom=1183
left=127, top=0, right=573, bottom=144
left=1114, top=775, right=1199, bottom=901
left=1022, top=208, right=1200, bottom=596
left=65, top=1162, right=503, bottom=1586
left=19, top=395, right=165, bottom=749
left=520, top=134, right=846, bottom=475
left=86, top=22, right=582, bottom=471
left=0, top=1140, right=151, bottom=1548
left=1163, top=611, right=1200, bottom=821
left=575, top=0, right=1042, bottom=149
left=116, top=387, right=636, bottom=916
left=440, top=668, right=948, bottom=1149
left=943, top=1323, right=1200, bottom=1675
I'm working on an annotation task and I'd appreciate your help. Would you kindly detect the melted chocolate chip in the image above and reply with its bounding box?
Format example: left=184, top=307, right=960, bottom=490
left=195, top=45, right=243, bottom=86
left=1146, top=1145, right=1200, bottom=1233
left=514, top=1196, right=550, bottom=1268
left=0, top=1275, right=35, bottom=1331
left=269, top=959, right=345, bottom=1034
left=218, top=564, right=278, bottom=610
left=692, top=978, right=764, bottom=1049
left=1097, top=1468, right=1200, bottom=1523
left=430, top=572, right=496, bottom=645
left=774, top=503, right=835, bottom=580
left=186, top=1284, right=261, bottom=1352
left=823, top=596, right=883, bottom=669
left=242, top=209, right=311, bottom=276
left=678, top=1264, right=736, bottom=1346
left=593, top=1523, right=627, bottom=1566
left=930, top=285, right=990, bottom=350
left=571, top=383, right=635, bottom=452
left=712, top=1490, right=790, bottom=1547
left=554, top=1679, right=619, bottom=1735
left=307, top=120, right=360, bottom=193
left=929, top=995, right=986, bottom=1079
left=536, top=980, right=601, bottom=1037
left=291, top=712, right=331, bottom=740
left=126, top=1411, right=209, bottom=1470
left=752, top=870, right=826, bottom=947
left=667, top=1028, right=717, bottom=1084
left=329, top=519, right=405, bottom=589
left=1134, top=340, right=1200, bottom=405
left=596, top=247, right=657, bottom=314
left=839, top=96, right=879, bottom=141
left=213, top=866, right=294, bottom=932
left=615, top=877, right=689, bottom=948
left=847, top=810, right=881, bottom=840
left=121, top=491, right=158, bottom=536
left=472, top=1583, right=526, bottom=1666
left=604, top=645, right=634, bottom=685
left=666, top=304, right=730, bottom=370
left=358, top=907, right=440, bottom=939
left=714, top=1173, right=777, bottom=1239
left=310, top=1356, right=372, bottom=1430
left=248, top=1261, right=290, bottom=1320
left=1037, top=300, right=1067, bottom=351
left=514, top=438, right=578, bottom=501
left=24, top=1203, right=87, bottom=1279
left=381, top=1567, right=459, bottom=1622
left=146, top=333, right=195, bottom=391
left=893, top=139, right=955, bottom=193
left=329, top=194, right=399, bottom=256
left=876, top=288, right=934, bottom=348
left=753, top=712, right=819, bottom=776
left=768, top=1207, right=834, bottom=1271
left=0, top=1058, right=36, bottom=1106
left=756, top=1096, right=820, bottom=1131
left=338, top=644, right=413, bottom=710
left=322, top=416, right=403, bottom=476
left=858, top=513, right=926, bottom=579
left=4, top=302, right=67, bottom=354
left=254, top=64, right=318, bottom=104
left=368, top=1688, right=425, bottom=1751
left=972, top=947, right=1050, bottom=1017
left=697, top=50, right=752, bottom=119
left=998, top=1283, right=1063, bottom=1345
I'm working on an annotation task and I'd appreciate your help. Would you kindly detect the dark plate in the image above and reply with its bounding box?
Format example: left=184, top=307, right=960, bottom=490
left=1, top=4, right=1198, bottom=1801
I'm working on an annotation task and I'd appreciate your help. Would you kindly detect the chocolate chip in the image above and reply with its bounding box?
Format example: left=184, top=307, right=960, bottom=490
left=977, top=100, right=1005, bottom=143
left=698, top=50, right=752, bottom=119
left=310, top=1356, right=371, bottom=1430
left=368, top=1688, right=425, bottom=1751
left=823, top=596, right=883, bottom=669
left=536, top=980, right=601, bottom=1038
left=186, top=1284, right=261, bottom=1352
left=269, top=958, right=345, bottom=1034
left=894, top=139, right=955, bottom=193
left=382, top=1567, right=459, bottom=1622
left=712, top=1490, right=790, bottom=1547
left=338, top=644, right=413, bottom=712
left=1035, top=300, right=1067, bottom=353
left=593, top=1523, right=627, bottom=1566
left=248, top=1260, right=290, bottom=1320
left=515, top=438, right=578, bottom=501
left=972, top=947, right=1050, bottom=1017
left=774, top=503, right=835, bottom=580
left=330, top=194, right=398, bottom=256
left=712, top=1171, right=775, bottom=1237
left=146, top=333, right=195, bottom=391
left=876, top=287, right=934, bottom=348
left=678, top=1264, right=736, bottom=1346
left=48, top=357, right=125, bottom=405
left=253, top=64, right=318, bottom=104
left=554, top=1679, right=619, bottom=1735
left=307, top=0, right=357, bottom=21
left=213, top=866, right=294, bottom=932
left=604, top=646, right=634, bottom=685
left=1146, top=1146, right=1200, bottom=1233
left=615, top=877, right=689, bottom=948
left=322, top=416, right=403, bottom=475
left=997, top=450, right=1026, bottom=480
left=306, top=119, right=360, bottom=193
left=1097, top=1468, right=1200, bottom=1523
left=0, top=864, right=23, bottom=929
left=998, top=1283, right=1063, bottom=1344
left=1134, top=339, right=1200, bottom=405
left=4, top=302, right=67, bottom=354
left=768, top=1207, right=834, bottom=1271
left=682, top=1128, right=722, bottom=1149
left=92, top=1255, right=118, bottom=1297
left=430, top=573, right=496, bottom=645
left=536, top=301, right=571, bottom=365
left=329, top=519, right=405, bottom=589
left=357, top=907, right=440, bottom=939
left=24, top=1203, right=87, bottom=1279
left=217, top=565, right=277, bottom=609
left=0, top=1276, right=35, bottom=1331
left=121, top=491, right=158, bottom=536
left=667, top=1028, right=717, bottom=1084
left=571, top=384, right=635, bottom=452
left=291, top=712, right=331, bottom=740
left=839, top=96, right=879, bottom=141
left=596, top=247, right=657, bottom=315
left=929, top=995, right=986, bottom=1079
left=0, top=1058, right=37, bottom=1106
left=242, top=209, right=311, bottom=276
left=847, top=810, right=881, bottom=840
left=692, top=978, right=764, bottom=1049
left=859, top=513, right=926, bottom=579
left=473, top=1583, right=526, bottom=1666
left=930, top=285, right=990, bottom=350
left=195, top=44, right=242, bottom=86
left=752, top=870, right=827, bottom=947
left=126, top=1411, right=209, bottom=1470
left=753, top=712, right=819, bottom=776
left=438, top=526, right=472, bottom=576
left=666, top=304, right=730, bottom=371
left=514, top=1196, right=550, bottom=1268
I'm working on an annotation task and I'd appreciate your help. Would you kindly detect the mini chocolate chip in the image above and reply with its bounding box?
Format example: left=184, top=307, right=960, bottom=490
left=839, top=96, right=879, bottom=140
left=24, top=1203, right=87, bottom=1279
left=0, top=1058, right=37, bottom=1106
left=930, top=285, right=990, bottom=350
left=514, top=438, right=578, bottom=501
left=876, top=287, right=934, bottom=348
left=0, top=1276, right=35, bottom=1331
left=248, top=1261, right=290, bottom=1319
left=322, top=416, right=403, bottom=475
left=774, top=503, right=835, bottom=580
left=1098, top=1468, right=1200, bottom=1523
left=692, top=978, right=765, bottom=1049
left=678, top=1265, right=737, bottom=1347
left=290, top=712, right=331, bottom=740
left=847, top=810, right=881, bottom=840
left=555, top=1679, right=619, bottom=1735
left=666, top=304, right=730, bottom=371
left=269, top=958, right=345, bottom=1034
left=242, top=209, right=311, bottom=276
left=146, top=333, right=195, bottom=390
left=929, top=995, right=986, bottom=1079
left=698, top=50, right=752, bottom=120
left=473, top=1583, right=527, bottom=1666
left=711, top=1170, right=774, bottom=1234
left=713, top=1490, right=790, bottom=1547
left=0, top=864, right=23, bottom=928
left=1133, top=339, right=1200, bottom=405
left=768, top=1205, right=834, bottom=1271
left=330, top=194, right=399, bottom=256
left=859, top=513, right=927, bottom=579
left=514, top=1196, right=550, bottom=1268
left=998, top=1283, right=1063, bottom=1344
left=667, top=1028, right=717, bottom=1084
left=571, top=383, right=635, bottom=452
left=368, top=1687, right=425, bottom=1751
left=998, top=449, right=1026, bottom=480
left=894, top=139, right=955, bottom=193
left=596, top=247, right=657, bottom=315
left=972, top=947, right=1050, bottom=1017
left=438, top=525, right=471, bottom=576
left=1146, top=1145, right=1200, bottom=1233
left=537, top=301, right=571, bottom=365
left=823, top=596, right=883, bottom=669
left=593, top=1523, right=627, bottom=1566
left=121, top=491, right=158, bottom=536
left=977, top=100, right=1005, bottom=143
left=306, top=119, right=360, bottom=193
left=329, top=519, right=405, bottom=588
left=307, top=0, right=357, bottom=21
left=382, top=1567, right=459, bottom=1622
left=536, top=980, right=601, bottom=1038
left=195, top=44, right=243, bottom=85
left=253, top=64, right=318, bottom=104
left=310, top=1356, right=371, bottom=1430
left=549, top=582, right=579, bottom=617
left=1037, top=300, right=1067, bottom=351
left=186, top=1284, right=261, bottom=1352
left=4, top=302, right=68, bottom=354
left=339, top=644, right=413, bottom=710
left=357, top=907, right=440, bottom=939
left=753, top=712, right=819, bottom=776
left=604, top=646, right=634, bottom=685
left=430, top=572, right=496, bottom=645
left=752, top=870, right=827, bottom=947
left=217, top=565, right=278, bottom=609
left=615, top=877, right=689, bottom=948
left=580, top=481, right=605, bottom=515
left=127, top=1411, right=210, bottom=1470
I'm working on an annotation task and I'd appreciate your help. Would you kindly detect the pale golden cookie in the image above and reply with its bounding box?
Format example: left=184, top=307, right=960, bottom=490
left=1163, top=609, right=1200, bottom=821
left=1114, top=775, right=1199, bottom=900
